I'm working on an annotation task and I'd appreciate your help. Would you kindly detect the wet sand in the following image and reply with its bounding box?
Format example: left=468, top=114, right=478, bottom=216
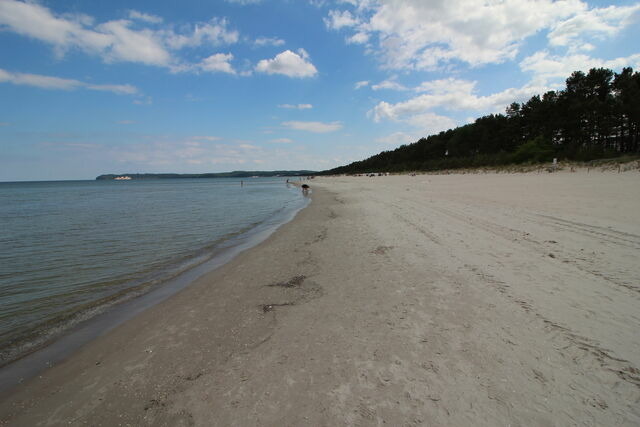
left=1, top=170, right=639, bottom=426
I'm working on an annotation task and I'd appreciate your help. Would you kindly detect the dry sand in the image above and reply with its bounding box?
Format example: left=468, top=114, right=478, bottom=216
left=1, top=170, right=639, bottom=426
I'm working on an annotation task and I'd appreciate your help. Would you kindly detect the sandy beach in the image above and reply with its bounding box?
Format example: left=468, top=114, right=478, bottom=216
left=1, top=170, right=639, bottom=426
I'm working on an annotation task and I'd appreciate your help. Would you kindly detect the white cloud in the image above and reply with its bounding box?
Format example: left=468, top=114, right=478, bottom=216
left=309, top=0, right=329, bottom=8
left=270, top=138, right=294, bottom=143
left=278, top=103, right=313, bottom=109
left=60, top=133, right=341, bottom=172
left=375, top=131, right=416, bottom=146
left=162, top=18, right=238, bottom=50
left=347, top=31, right=369, bottom=44
left=325, top=0, right=631, bottom=70
left=0, top=0, right=168, bottom=64
left=354, top=80, right=369, bottom=89
left=413, top=78, right=478, bottom=96
left=85, top=83, right=140, bottom=95
left=282, top=121, right=342, bottom=133
left=0, top=1, right=238, bottom=69
left=324, top=9, right=359, bottom=30
left=0, top=0, right=110, bottom=55
left=133, top=96, right=153, bottom=105
left=370, top=77, right=552, bottom=129
left=96, top=20, right=171, bottom=66
left=548, top=4, right=640, bottom=51
left=371, top=78, right=407, bottom=91
left=254, top=36, right=285, bottom=47
left=0, top=68, right=138, bottom=94
left=127, top=10, right=163, bottom=24
left=255, top=49, right=318, bottom=78
left=406, top=113, right=457, bottom=134
left=198, top=53, right=236, bottom=74
left=520, top=51, right=640, bottom=81
left=111, top=139, right=265, bottom=168
left=116, top=120, right=136, bottom=125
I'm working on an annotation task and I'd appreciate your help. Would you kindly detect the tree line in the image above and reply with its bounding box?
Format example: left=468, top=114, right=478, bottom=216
left=324, top=67, right=640, bottom=174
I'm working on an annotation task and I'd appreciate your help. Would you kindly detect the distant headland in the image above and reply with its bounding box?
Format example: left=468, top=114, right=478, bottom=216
left=96, top=171, right=317, bottom=180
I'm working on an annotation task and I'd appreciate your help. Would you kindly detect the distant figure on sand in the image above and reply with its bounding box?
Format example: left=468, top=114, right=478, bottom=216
left=301, top=184, right=310, bottom=195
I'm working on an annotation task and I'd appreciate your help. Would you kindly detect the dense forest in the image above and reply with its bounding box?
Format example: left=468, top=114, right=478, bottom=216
left=324, top=67, right=640, bottom=174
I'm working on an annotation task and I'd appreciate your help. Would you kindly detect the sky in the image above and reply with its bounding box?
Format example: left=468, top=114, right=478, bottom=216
left=0, top=0, right=639, bottom=181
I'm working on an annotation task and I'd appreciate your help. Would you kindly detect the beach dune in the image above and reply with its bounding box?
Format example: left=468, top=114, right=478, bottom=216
left=1, top=170, right=639, bottom=426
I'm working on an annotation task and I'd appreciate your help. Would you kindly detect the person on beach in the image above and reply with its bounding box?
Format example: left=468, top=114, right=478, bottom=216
left=301, top=184, right=310, bottom=195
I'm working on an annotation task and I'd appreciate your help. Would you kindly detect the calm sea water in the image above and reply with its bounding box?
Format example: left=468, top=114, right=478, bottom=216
left=0, top=178, right=306, bottom=366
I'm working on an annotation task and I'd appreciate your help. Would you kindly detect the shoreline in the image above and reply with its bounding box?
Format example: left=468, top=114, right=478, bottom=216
left=0, top=189, right=309, bottom=395
left=1, top=171, right=639, bottom=425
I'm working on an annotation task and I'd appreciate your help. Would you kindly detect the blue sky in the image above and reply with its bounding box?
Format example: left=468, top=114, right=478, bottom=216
left=1, top=0, right=639, bottom=180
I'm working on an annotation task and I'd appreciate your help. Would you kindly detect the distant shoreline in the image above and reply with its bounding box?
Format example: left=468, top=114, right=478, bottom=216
left=96, top=170, right=317, bottom=180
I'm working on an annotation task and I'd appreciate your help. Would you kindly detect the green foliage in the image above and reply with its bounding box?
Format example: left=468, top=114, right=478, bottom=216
left=323, top=67, right=640, bottom=175
left=510, top=136, right=555, bottom=164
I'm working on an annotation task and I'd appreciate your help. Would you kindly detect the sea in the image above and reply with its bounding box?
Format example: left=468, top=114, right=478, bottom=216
left=0, top=177, right=308, bottom=370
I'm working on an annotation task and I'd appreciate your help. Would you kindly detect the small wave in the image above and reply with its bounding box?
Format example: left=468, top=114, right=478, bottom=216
left=0, top=181, right=307, bottom=368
